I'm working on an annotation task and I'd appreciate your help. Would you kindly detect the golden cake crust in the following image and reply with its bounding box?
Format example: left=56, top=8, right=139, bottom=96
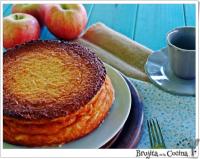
left=3, top=40, right=106, bottom=120
left=4, top=76, right=114, bottom=147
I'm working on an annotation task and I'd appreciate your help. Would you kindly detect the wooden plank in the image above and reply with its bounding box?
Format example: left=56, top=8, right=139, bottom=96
left=40, top=27, right=57, bottom=40
left=87, top=4, right=138, bottom=38
left=3, top=4, right=12, bottom=17
left=41, top=4, right=94, bottom=40
left=84, top=4, right=94, bottom=17
left=134, top=4, right=185, bottom=51
left=184, top=4, right=195, bottom=26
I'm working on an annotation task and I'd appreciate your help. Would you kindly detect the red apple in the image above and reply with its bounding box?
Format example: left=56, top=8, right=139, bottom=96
left=12, top=4, right=47, bottom=26
left=3, top=13, right=40, bottom=49
left=45, top=4, right=87, bottom=40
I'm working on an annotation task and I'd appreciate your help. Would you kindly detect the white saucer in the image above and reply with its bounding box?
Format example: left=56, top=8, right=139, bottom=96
left=145, top=48, right=195, bottom=96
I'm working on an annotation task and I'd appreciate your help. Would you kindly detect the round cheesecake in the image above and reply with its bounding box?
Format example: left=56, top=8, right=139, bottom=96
left=3, top=40, right=115, bottom=147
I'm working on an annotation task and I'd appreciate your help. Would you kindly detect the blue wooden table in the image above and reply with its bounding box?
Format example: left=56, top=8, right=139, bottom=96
left=3, top=4, right=196, bottom=149
left=3, top=4, right=195, bottom=51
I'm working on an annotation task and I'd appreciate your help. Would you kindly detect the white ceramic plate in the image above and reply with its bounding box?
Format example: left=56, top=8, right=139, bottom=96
left=4, top=63, right=131, bottom=149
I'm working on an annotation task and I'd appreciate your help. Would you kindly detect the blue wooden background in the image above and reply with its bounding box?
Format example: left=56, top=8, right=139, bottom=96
left=3, top=4, right=195, bottom=51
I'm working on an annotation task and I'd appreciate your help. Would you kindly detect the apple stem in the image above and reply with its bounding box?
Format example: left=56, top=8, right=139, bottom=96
left=14, top=14, right=24, bottom=20
left=60, top=4, right=69, bottom=10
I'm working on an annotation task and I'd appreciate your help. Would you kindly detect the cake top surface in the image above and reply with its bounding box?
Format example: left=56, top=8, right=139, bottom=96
left=4, top=40, right=106, bottom=120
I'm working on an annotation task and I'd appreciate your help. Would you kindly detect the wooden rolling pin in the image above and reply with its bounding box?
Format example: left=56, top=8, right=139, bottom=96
left=80, top=23, right=153, bottom=82
left=77, top=39, right=149, bottom=82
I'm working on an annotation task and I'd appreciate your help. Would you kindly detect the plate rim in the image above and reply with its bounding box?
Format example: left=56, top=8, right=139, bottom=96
left=109, top=75, right=144, bottom=148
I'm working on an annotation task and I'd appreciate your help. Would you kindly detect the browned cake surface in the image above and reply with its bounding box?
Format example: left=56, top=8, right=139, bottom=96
left=4, top=76, right=114, bottom=147
left=3, top=40, right=106, bottom=120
